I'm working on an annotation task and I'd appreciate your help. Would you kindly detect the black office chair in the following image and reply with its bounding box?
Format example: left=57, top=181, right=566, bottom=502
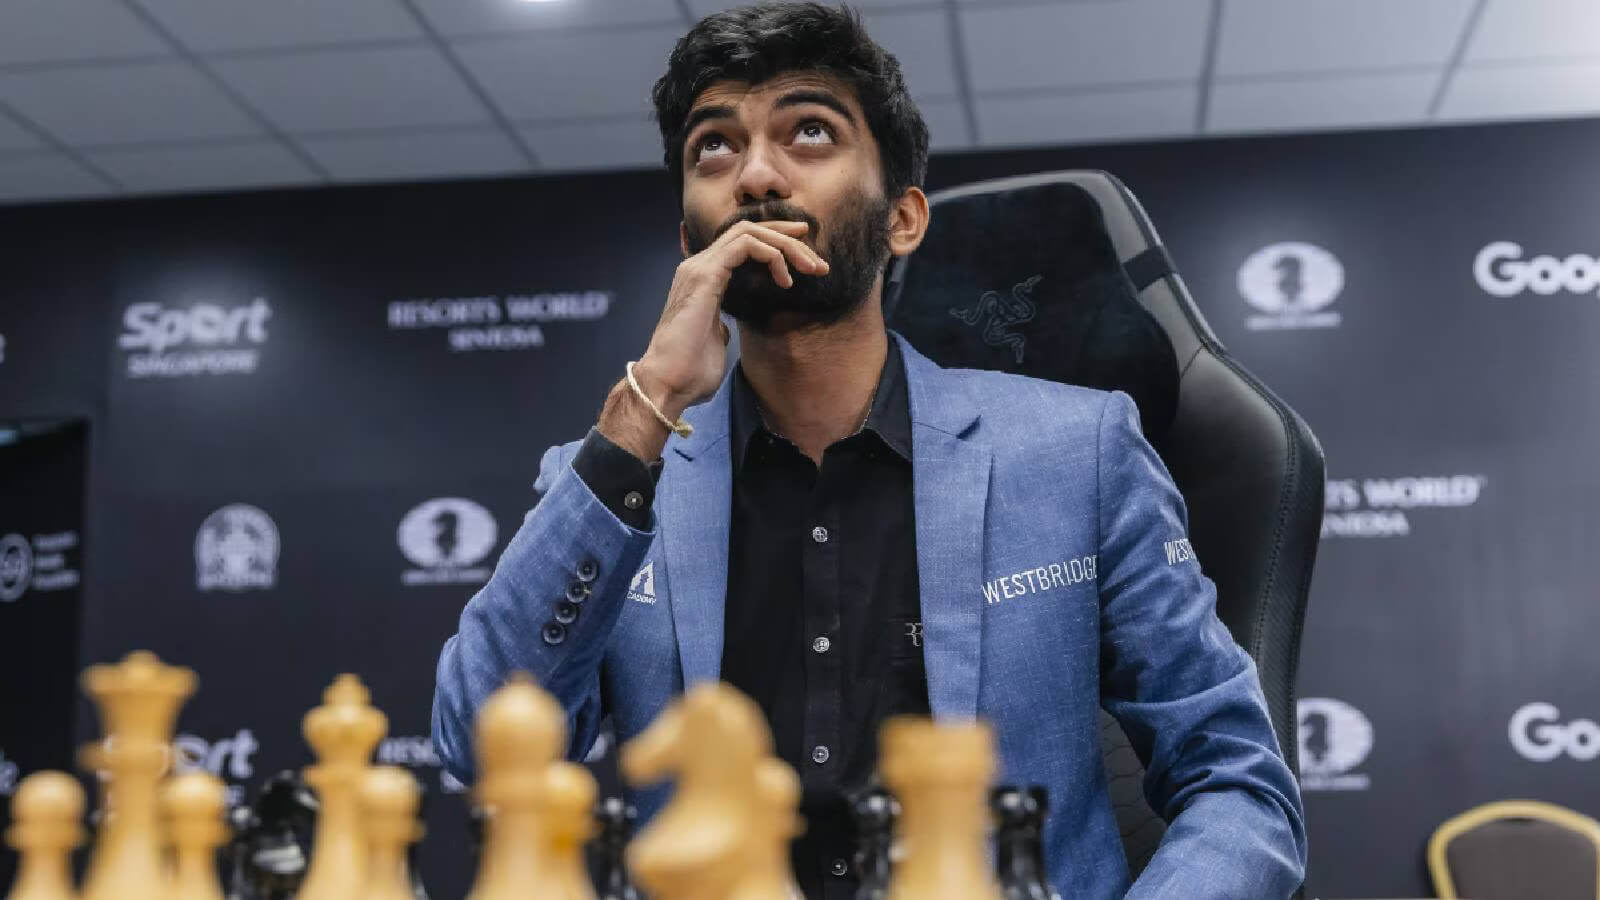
left=885, top=170, right=1324, bottom=886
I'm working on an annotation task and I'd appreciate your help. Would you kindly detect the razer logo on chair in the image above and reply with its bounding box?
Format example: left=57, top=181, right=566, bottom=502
left=949, top=274, right=1042, bottom=364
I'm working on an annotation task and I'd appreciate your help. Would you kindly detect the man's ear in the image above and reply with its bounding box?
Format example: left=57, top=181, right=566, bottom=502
left=679, top=221, right=691, bottom=259
left=886, top=186, right=929, bottom=259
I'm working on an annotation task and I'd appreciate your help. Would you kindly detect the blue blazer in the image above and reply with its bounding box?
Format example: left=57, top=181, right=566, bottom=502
left=434, top=332, right=1306, bottom=898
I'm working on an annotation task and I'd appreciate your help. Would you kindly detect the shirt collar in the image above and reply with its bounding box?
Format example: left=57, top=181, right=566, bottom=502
left=730, top=336, right=912, bottom=470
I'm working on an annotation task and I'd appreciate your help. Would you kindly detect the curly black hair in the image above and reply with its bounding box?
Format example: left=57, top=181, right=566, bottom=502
left=651, top=2, right=930, bottom=202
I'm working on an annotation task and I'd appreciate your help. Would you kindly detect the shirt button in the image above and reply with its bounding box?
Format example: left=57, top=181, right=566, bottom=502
left=811, top=636, right=831, bottom=654
left=830, top=859, right=849, bottom=877
left=810, top=525, right=829, bottom=544
left=811, top=745, right=830, bottom=765
left=623, top=491, right=645, bottom=510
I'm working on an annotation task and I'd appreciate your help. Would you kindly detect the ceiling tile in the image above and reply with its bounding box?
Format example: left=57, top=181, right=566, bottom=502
left=861, top=10, right=958, bottom=102
left=688, top=0, right=929, bottom=14
left=1466, top=0, right=1600, bottom=63
left=0, top=61, right=261, bottom=146
left=456, top=27, right=681, bottom=121
left=134, top=0, right=423, bottom=53
left=0, top=111, right=45, bottom=152
left=521, top=117, right=663, bottom=172
left=1218, top=0, right=1475, bottom=77
left=962, top=0, right=1211, bottom=93
left=1209, top=72, right=1438, bottom=133
left=87, top=140, right=316, bottom=193
left=302, top=128, right=527, bottom=182
left=1438, top=60, right=1600, bottom=121
left=976, top=85, right=1199, bottom=147
left=918, top=97, right=974, bottom=150
left=415, top=0, right=682, bottom=37
left=0, top=0, right=168, bottom=66
left=212, top=45, right=488, bottom=133
left=0, top=152, right=114, bottom=202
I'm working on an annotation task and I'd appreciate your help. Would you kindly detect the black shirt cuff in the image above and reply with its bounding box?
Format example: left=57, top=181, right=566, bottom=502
left=571, top=427, right=662, bottom=530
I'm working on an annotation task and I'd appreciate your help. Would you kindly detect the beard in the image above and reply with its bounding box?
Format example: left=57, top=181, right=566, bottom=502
left=683, top=189, right=893, bottom=335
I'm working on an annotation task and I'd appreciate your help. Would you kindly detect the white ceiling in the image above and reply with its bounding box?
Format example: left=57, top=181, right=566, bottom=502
left=0, top=0, right=1596, bottom=204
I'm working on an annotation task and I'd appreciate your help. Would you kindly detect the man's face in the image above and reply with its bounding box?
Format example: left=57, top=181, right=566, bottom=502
left=679, top=71, right=894, bottom=335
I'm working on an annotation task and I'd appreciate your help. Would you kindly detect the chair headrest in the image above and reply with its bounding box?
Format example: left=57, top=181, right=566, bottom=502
left=886, top=175, right=1178, bottom=441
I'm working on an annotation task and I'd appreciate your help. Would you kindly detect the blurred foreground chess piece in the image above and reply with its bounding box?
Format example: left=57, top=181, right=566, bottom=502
left=78, top=651, right=197, bottom=900
left=296, top=675, right=388, bottom=900
left=850, top=785, right=899, bottom=900
left=466, top=672, right=597, bottom=900
left=4, top=771, right=85, bottom=900
left=226, top=771, right=318, bottom=900
left=991, top=787, right=1059, bottom=900
left=879, top=718, right=1002, bottom=900
left=592, top=798, right=642, bottom=900
left=164, top=772, right=230, bottom=900
left=622, top=682, right=802, bottom=900
left=359, top=766, right=424, bottom=900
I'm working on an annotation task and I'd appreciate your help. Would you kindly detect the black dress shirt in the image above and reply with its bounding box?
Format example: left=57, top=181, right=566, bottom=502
left=571, top=340, right=928, bottom=899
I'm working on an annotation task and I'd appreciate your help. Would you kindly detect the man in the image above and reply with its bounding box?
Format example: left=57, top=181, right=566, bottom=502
left=433, top=4, right=1307, bottom=898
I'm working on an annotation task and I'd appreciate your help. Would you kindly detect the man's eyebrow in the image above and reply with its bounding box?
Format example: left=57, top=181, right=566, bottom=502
left=681, top=89, right=858, bottom=143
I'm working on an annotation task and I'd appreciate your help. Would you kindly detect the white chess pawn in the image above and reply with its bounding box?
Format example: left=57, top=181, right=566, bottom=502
left=162, top=772, right=229, bottom=900
left=4, top=771, right=85, bottom=900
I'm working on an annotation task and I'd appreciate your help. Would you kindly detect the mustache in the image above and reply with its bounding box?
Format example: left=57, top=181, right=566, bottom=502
left=714, top=201, right=821, bottom=241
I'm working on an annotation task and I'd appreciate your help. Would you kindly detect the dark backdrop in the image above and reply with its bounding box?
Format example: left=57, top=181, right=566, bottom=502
left=2, top=115, right=1598, bottom=898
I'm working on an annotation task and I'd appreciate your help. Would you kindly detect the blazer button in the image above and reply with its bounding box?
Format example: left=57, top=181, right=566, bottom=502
left=566, top=580, right=591, bottom=603
left=576, top=559, right=599, bottom=583
left=554, top=601, right=580, bottom=625
left=541, top=622, right=566, bottom=645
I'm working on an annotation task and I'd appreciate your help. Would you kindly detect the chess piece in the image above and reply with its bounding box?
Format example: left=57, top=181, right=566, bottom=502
left=164, top=772, right=230, bottom=900
left=296, top=675, right=388, bottom=900
left=466, top=672, right=596, bottom=900
left=359, top=767, right=424, bottom=900
left=878, top=717, right=1002, bottom=900
left=540, top=762, right=599, bottom=900
left=79, top=651, right=197, bottom=900
left=622, top=682, right=801, bottom=900
left=850, top=785, right=899, bottom=900
left=591, top=798, right=641, bottom=900
left=227, top=771, right=318, bottom=900
left=4, top=771, right=85, bottom=900
left=991, top=787, right=1059, bottom=900
left=407, top=776, right=431, bottom=900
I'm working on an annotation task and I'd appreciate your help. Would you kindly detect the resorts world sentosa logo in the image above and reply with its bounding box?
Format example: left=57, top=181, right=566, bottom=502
left=1297, top=697, right=1374, bottom=791
left=1238, top=242, right=1344, bottom=331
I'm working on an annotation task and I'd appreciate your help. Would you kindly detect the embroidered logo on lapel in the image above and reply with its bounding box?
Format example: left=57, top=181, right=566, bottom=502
left=627, top=561, right=657, bottom=605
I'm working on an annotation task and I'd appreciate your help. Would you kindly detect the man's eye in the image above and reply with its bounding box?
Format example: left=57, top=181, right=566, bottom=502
left=796, top=121, right=834, bottom=144
left=695, top=134, right=733, bottom=161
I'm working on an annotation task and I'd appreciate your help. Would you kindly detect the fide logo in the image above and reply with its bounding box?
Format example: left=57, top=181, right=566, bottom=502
left=195, top=504, right=279, bottom=592
left=397, top=497, right=497, bottom=586
left=1238, top=242, right=1344, bottom=331
left=1297, top=697, right=1373, bottom=791
left=0, top=533, right=33, bottom=602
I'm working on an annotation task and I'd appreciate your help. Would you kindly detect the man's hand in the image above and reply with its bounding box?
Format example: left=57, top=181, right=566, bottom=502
left=598, top=219, right=829, bottom=462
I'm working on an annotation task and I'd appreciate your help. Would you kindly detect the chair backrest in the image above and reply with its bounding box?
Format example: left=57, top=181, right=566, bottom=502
left=1430, top=800, right=1600, bottom=899
left=885, top=170, right=1325, bottom=878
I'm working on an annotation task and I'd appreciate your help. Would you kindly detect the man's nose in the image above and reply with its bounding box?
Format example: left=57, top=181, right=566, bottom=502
left=735, top=138, right=789, bottom=205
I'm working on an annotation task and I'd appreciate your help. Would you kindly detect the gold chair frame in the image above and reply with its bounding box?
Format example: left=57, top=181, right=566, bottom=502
left=1428, top=799, right=1600, bottom=899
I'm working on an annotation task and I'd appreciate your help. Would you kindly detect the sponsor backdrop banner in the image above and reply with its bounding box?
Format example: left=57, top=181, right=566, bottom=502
left=1, top=116, right=1598, bottom=897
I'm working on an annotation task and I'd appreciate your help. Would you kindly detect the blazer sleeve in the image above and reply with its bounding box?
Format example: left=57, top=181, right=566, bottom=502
left=431, top=440, right=657, bottom=786
left=1093, top=389, right=1308, bottom=899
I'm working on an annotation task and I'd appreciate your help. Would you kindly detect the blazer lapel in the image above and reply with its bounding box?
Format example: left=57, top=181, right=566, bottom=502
left=895, top=333, right=991, bottom=722
left=656, top=373, right=734, bottom=689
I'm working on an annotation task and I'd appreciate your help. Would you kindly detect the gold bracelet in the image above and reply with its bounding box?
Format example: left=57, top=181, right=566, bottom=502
left=625, top=360, right=694, bottom=438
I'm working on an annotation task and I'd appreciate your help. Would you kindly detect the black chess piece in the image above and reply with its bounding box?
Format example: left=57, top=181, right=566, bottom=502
left=850, top=784, right=898, bottom=900
left=991, top=785, right=1061, bottom=900
left=591, top=796, right=642, bottom=900
left=226, top=769, right=319, bottom=900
